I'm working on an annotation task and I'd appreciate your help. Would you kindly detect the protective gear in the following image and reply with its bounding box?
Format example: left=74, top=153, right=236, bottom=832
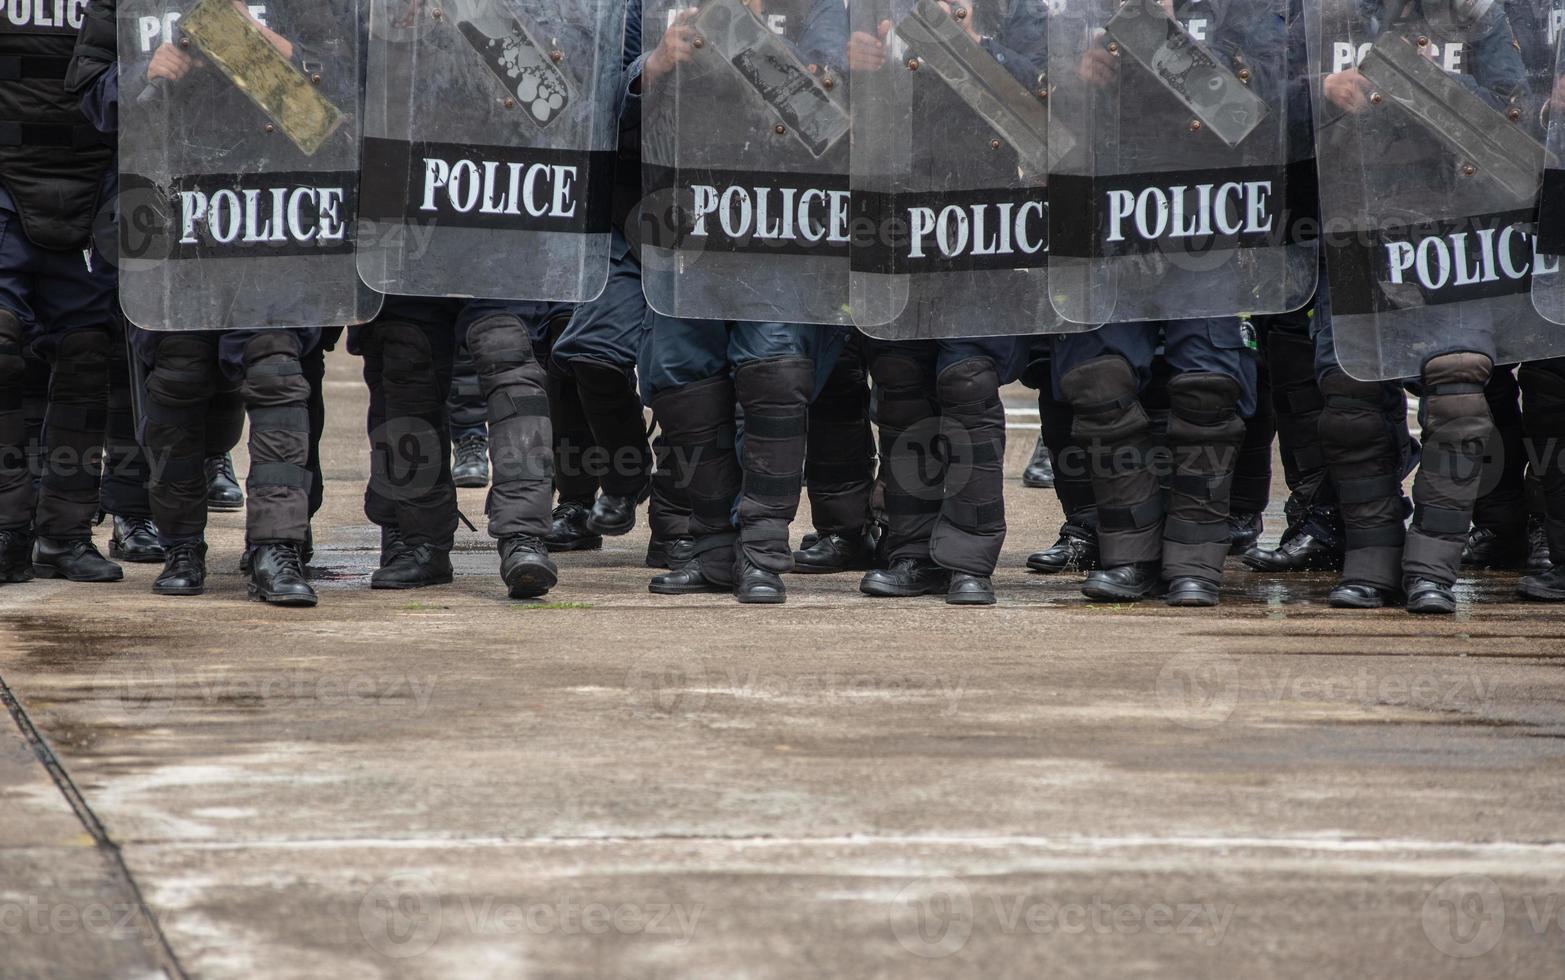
left=1265, top=324, right=1331, bottom=509
left=1050, top=0, right=1308, bottom=323
left=649, top=558, right=732, bottom=595
left=805, top=341, right=875, bottom=538
left=240, top=331, right=314, bottom=545
left=102, top=340, right=156, bottom=524
left=154, top=540, right=207, bottom=596
left=1163, top=372, right=1246, bottom=584
left=1060, top=355, right=1162, bottom=567
left=642, top=0, right=851, bottom=323
left=1081, top=561, right=1165, bottom=601
left=110, top=515, right=164, bottom=564
left=1406, top=352, right=1493, bottom=590
left=452, top=434, right=492, bottom=489
left=1231, top=351, right=1276, bottom=525
left=247, top=542, right=317, bottom=607
left=144, top=334, right=224, bottom=542
left=363, top=319, right=458, bottom=550
left=544, top=502, right=602, bottom=552
left=734, top=356, right=812, bottom=575
left=117, top=1, right=377, bottom=330
left=359, top=0, right=622, bottom=300
left=498, top=534, right=557, bottom=599
left=650, top=376, right=741, bottom=589
left=31, top=326, right=109, bottom=539
left=0, top=311, right=30, bottom=531
left=33, top=536, right=122, bottom=582
left=1025, top=523, right=1099, bottom=574
left=1317, top=368, right=1410, bottom=590
left=1405, top=577, right=1458, bottom=614
left=930, top=356, right=1008, bottom=577
left=860, top=556, right=951, bottom=598
left=852, top=0, right=1067, bottom=339
left=1521, top=357, right=1565, bottom=574
left=548, top=357, right=600, bottom=509
left=468, top=313, right=553, bottom=541
left=794, top=532, right=875, bottom=574
left=572, top=358, right=652, bottom=505
left=735, top=559, right=787, bottom=604
left=1329, top=580, right=1399, bottom=608
left=647, top=431, right=692, bottom=561
left=371, top=543, right=454, bottom=590
left=1166, top=576, right=1221, bottom=607
left=868, top=350, right=941, bottom=567
left=946, top=573, right=996, bottom=606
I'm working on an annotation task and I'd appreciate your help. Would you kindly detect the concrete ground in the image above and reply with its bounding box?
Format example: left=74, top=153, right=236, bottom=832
left=2, top=349, right=1563, bottom=979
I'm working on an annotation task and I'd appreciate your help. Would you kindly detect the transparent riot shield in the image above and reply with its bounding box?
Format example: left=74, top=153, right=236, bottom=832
left=847, top=0, right=1074, bottom=339
left=639, top=0, right=854, bottom=324
left=1533, top=0, right=1565, bottom=324
left=358, top=0, right=623, bottom=301
left=1047, top=0, right=1311, bottom=325
left=117, top=0, right=378, bottom=330
left=1308, top=0, right=1564, bottom=379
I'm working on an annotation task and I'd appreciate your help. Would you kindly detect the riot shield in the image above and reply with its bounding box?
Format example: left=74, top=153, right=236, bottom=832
left=639, top=0, right=854, bottom=324
left=117, top=0, right=378, bottom=331
left=847, top=0, right=1075, bottom=339
left=1533, top=1, right=1565, bottom=324
left=358, top=0, right=623, bottom=301
left=1308, top=0, right=1564, bottom=379
left=1047, top=0, right=1312, bottom=325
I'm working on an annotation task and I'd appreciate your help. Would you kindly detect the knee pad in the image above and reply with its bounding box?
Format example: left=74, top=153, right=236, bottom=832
left=571, top=356, right=636, bottom=400
left=375, top=320, right=440, bottom=413
left=870, top=354, right=935, bottom=432
left=934, top=356, right=1001, bottom=419
left=1419, top=352, right=1494, bottom=479
left=48, top=327, right=113, bottom=407
left=1166, top=372, right=1244, bottom=447
left=1521, top=362, right=1565, bottom=475
left=146, top=335, right=219, bottom=410
left=241, top=333, right=310, bottom=406
left=1060, top=355, right=1149, bottom=444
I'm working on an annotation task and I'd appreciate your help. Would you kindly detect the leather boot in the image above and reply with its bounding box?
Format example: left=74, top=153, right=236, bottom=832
left=110, top=515, right=165, bottom=563
left=154, top=540, right=207, bottom=596
left=1242, top=506, right=1344, bottom=572
left=646, top=535, right=694, bottom=570
left=543, top=502, right=602, bottom=552
left=371, top=544, right=454, bottom=589
left=1082, top=562, right=1165, bottom=602
left=1404, top=577, right=1457, bottom=614
left=650, top=556, right=732, bottom=595
left=860, top=557, right=950, bottom=597
left=499, top=534, right=558, bottom=599
left=33, top=536, right=122, bottom=582
left=735, top=558, right=787, bottom=604
left=1021, top=431, right=1055, bottom=488
left=793, top=531, right=873, bottom=573
left=206, top=452, right=243, bottom=512
left=248, top=543, right=318, bottom=607
left=946, top=573, right=995, bottom=605
left=451, top=433, right=490, bottom=488
left=587, top=491, right=641, bottom=537
left=1026, top=522, right=1099, bottom=574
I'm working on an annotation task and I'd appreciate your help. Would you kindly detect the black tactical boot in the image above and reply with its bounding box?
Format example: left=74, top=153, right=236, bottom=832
left=1026, top=522, right=1100, bottom=574
left=1241, top=507, right=1344, bottom=572
left=451, top=433, right=491, bottom=488
left=379, top=526, right=407, bottom=568
left=248, top=543, right=318, bottom=607
left=1518, top=566, right=1565, bottom=600
left=646, top=535, right=694, bottom=570
left=499, top=534, right=557, bottom=599
left=946, top=573, right=995, bottom=605
left=33, top=536, right=122, bottom=582
left=1327, top=580, right=1401, bottom=609
left=1081, top=562, right=1164, bottom=602
left=735, top=558, right=786, bottom=604
left=1166, top=576, right=1220, bottom=607
left=0, top=527, right=34, bottom=583
left=860, top=557, right=950, bottom=598
left=793, top=531, right=873, bottom=573
left=543, top=502, right=602, bottom=552
left=1227, top=511, right=1263, bottom=555
left=370, top=544, right=454, bottom=589
left=649, top=557, right=732, bottom=595
left=1460, top=525, right=1527, bottom=570
left=241, top=528, right=314, bottom=575
left=586, top=491, right=639, bottom=537
left=1404, top=577, right=1457, bottom=615
left=1527, top=515, right=1553, bottom=573
left=1022, top=431, right=1055, bottom=489
left=206, top=452, right=243, bottom=512
left=110, top=515, right=165, bottom=563
left=153, top=541, right=206, bottom=597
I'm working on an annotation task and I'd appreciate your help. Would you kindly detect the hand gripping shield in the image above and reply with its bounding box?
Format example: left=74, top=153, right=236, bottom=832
left=1047, top=0, right=1312, bottom=324
left=639, top=0, right=854, bottom=324
left=358, top=0, right=624, bottom=301
left=848, top=0, right=1074, bottom=339
left=117, top=0, right=379, bottom=330
left=1307, top=0, right=1563, bottom=379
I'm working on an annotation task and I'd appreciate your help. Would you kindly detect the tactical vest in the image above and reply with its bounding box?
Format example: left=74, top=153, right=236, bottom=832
left=0, top=1, right=113, bottom=250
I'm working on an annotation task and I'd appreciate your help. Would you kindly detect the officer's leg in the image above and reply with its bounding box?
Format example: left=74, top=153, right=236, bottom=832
left=302, top=334, right=333, bottom=530
left=1026, top=344, right=1099, bottom=574
left=1158, top=319, right=1252, bottom=605
left=0, top=310, right=31, bottom=580
left=448, top=333, right=490, bottom=488
left=466, top=306, right=558, bottom=599
left=795, top=332, right=876, bottom=573
left=364, top=311, right=458, bottom=589
left=1019, top=342, right=1056, bottom=490
left=102, top=326, right=163, bottom=564
left=355, top=324, right=398, bottom=560
left=1242, top=311, right=1344, bottom=572
left=727, top=322, right=817, bottom=603
left=233, top=330, right=317, bottom=606
left=1463, top=366, right=1528, bottom=569
left=929, top=341, right=1015, bottom=604
left=645, top=314, right=739, bottom=594
left=1404, top=351, right=1494, bottom=613
left=143, top=332, right=219, bottom=596
left=1517, top=358, right=1565, bottom=598
left=1056, top=325, right=1165, bottom=601
left=646, top=430, right=693, bottom=569
left=1229, top=329, right=1274, bottom=552
left=1315, top=330, right=1411, bottom=608
left=859, top=339, right=949, bottom=597
left=203, top=382, right=245, bottom=513
left=543, top=323, right=603, bottom=552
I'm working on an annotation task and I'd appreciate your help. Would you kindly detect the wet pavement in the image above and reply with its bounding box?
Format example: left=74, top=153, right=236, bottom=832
left=1, top=351, right=1563, bottom=979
